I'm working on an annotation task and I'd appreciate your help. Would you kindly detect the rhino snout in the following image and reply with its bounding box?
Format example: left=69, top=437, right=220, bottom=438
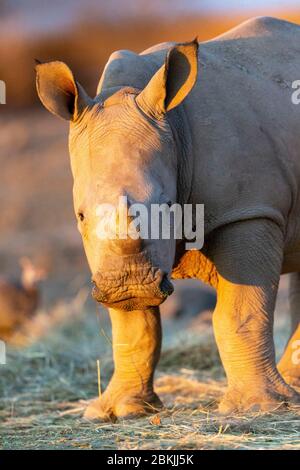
left=91, top=268, right=173, bottom=309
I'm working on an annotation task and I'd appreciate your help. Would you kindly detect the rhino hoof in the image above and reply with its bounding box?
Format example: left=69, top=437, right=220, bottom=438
left=83, top=394, right=163, bottom=422
left=218, top=385, right=300, bottom=415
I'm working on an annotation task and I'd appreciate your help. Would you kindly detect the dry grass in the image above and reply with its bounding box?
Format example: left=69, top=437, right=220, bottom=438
left=1, top=304, right=299, bottom=450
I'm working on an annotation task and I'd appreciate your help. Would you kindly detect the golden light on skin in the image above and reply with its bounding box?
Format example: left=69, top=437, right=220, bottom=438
left=36, top=20, right=300, bottom=420
left=291, top=340, right=300, bottom=366
left=278, top=324, right=300, bottom=387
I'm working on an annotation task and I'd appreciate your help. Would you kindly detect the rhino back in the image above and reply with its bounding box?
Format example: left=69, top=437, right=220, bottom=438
left=183, top=17, right=300, bottom=244
left=96, top=17, right=300, bottom=249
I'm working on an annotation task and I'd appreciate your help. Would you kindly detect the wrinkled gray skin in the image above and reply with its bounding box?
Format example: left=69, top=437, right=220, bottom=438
left=36, top=17, right=300, bottom=419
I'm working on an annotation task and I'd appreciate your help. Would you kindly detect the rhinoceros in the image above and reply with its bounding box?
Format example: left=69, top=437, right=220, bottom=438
left=36, top=16, right=300, bottom=420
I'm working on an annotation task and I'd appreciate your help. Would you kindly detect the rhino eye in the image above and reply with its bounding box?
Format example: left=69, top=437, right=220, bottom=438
left=78, top=212, right=85, bottom=222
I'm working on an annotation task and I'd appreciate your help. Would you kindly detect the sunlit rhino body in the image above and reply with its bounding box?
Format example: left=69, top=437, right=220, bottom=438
left=37, top=17, right=300, bottom=419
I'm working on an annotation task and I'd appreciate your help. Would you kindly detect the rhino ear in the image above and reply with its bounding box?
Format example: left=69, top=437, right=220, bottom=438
left=35, top=61, right=92, bottom=121
left=136, top=39, right=198, bottom=117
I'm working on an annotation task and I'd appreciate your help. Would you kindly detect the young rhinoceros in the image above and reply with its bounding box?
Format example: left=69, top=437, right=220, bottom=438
left=0, top=258, right=46, bottom=341
left=36, top=17, right=300, bottom=420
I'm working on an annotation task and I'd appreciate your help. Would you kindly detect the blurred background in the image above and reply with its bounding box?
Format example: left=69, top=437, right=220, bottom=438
left=0, top=0, right=297, bottom=339
left=0, top=1, right=298, bottom=450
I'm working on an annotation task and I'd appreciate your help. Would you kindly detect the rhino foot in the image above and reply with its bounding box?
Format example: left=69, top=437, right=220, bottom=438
left=277, top=324, right=300, bottom=390
left=218, top=381, right=300, bottom=415
left=84, top=390, right=163, bottom=422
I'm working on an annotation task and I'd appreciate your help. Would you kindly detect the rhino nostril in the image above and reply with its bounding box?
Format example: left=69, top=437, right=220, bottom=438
left=159, top=275, right=174, bottom=296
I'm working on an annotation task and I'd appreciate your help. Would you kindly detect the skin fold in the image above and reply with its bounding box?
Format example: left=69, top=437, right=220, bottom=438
left=36, top=17, right=300, bottom=420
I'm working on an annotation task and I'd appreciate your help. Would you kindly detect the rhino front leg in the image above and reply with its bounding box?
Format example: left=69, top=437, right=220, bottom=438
left=278, top=273, right=300, bottom=388
left=278, top=325, right=300, bottom=388
left=84, top=307, right=163, bottom=421
left=211, top=219, right=300, bottom=413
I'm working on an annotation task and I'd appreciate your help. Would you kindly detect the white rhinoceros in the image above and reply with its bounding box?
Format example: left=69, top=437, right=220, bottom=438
left=36, top=17, right=300, bottom=419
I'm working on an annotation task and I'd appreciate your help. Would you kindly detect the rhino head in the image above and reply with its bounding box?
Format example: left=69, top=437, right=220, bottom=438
left=36, top=41, right=198, bottom=311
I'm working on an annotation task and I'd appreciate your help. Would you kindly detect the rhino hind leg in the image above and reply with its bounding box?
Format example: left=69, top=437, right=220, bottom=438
left=84, top=307, right=163, bottom=422
left=278, top=273, right=300, bottom=388
left=211, top=219, right=300, bottom=414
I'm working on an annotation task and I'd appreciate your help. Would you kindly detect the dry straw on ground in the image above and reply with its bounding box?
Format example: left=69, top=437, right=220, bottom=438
left=1, top=303, right=299, bottom=450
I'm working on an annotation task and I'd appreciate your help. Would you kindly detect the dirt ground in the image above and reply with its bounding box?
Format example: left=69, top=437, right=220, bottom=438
left=0, top=276, right=299, bottom=450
